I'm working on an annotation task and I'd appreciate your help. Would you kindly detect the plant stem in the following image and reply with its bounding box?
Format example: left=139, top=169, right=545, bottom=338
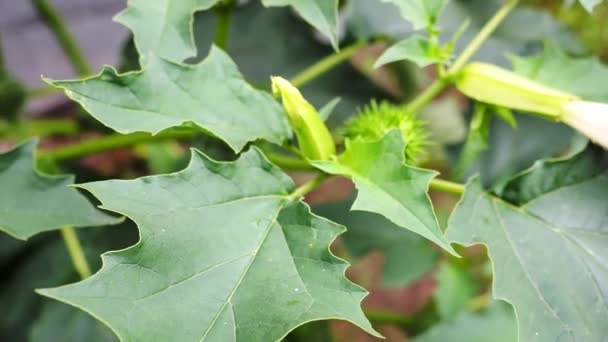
left=404, top=78, right=448, bottom=115
left=60, top=226, right=92, bottom=279
left=429, top=178, right=465, bottom=196
left=405, top=0, right=519, bottom=114
left=31, top=0, right=91, bottom=77
left=38, top=130, right=197, bottom=161
left=288, top=173, right=330, bottom=200
left=290, top=41, right=367, bottom=88
left=214, top=5, right=233, bottom=50
left=364, top=309, right=413, bottom=326
left=265, top=152, right=314, bottom=170
left=27, top=85, right=61, bottom=99
left=448, top=0, right=519, bottom=73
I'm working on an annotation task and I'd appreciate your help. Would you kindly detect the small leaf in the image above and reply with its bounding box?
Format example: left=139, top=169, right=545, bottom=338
left=48, top=46, right=291, bottom=153
left=261, top=0, right=340, bottom=50
left=38, top=148, right=379, bottom=342
left=380, top=0, right=448, bottom=29
left=446, top=146, right=608, bottom=341
left=415, top=301, right=517, bottom=342
left=319, top=97, right=341, bottom=122
left=313, top=131, right=457, bottom=255
left=510, top=43, right=608, bottom=102
left=374, top=35, right=445, bottom=68
left=114, top=0, right=221, bottom=62
left=0, top=140, right=119, bottom=240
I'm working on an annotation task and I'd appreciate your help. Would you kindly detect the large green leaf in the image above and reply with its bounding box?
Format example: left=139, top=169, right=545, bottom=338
left=49, top=47, right=291, bottom=153
left=415, top=301, right=517, bottom=342
left=38, top=148, right=378, bottom=342
left=313, top=131, right=456, bottom=255
left=314, top=198, right=439, bottom=288
left=0, top=140, right=119, bottom=240
left=116, top=0, right=340, bottom=62
left=510, top=44, right=608, bottom=102
left=446, top=147, right=608, bottom=341
left=189, top=3, right=388, bottom=127
left=261, top=0, right=340, bottom=49
left=380, top=0, right=448, bottom=29
left=114, top=0, right=221, bottom=62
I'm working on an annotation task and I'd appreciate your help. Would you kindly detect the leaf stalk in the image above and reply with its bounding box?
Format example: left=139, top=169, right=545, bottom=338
left=31, top=0, right=91, bottom=77
left=290, top=41, right=367, bottom=88
left=60, top=226, right=92, bottom=279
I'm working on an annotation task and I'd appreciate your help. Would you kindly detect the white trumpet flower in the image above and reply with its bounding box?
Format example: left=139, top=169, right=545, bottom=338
left=563, top=101, right=608, bottom=149
left=456, top=63, right=608, bottom=149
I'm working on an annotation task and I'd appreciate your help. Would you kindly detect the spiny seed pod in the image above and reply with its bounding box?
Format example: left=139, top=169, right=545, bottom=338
left=343, top=100, right=429, bottom=164
left=271, top=76, right=336, bottom=160
left=456, top=62, right=608, bottom=149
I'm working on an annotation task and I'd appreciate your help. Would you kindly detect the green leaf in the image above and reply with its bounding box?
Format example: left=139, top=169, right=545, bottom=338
left=187, top=3, right=387, bottom=126
left=48, top=46, right=291, bottom=153
left=434, top=262, right=478, bottom=320
left=380, top=0, right=448, bottom=29
left=510, top=44, right=608, bottom=102
left=313, top=131, right=457, bottom=255
left=0, top=140, right=119, bottom=240
left=374, top=35, right=445, bottom=68
left=114, top=0, right=221, bottom=62
left=415, top=301, right=517, bottom=342
left=446, top=147, right=608, bottom=341
left=499, top=145, right=608, bottom=205
left=38, top=148, right=379, bottom=342
left=30, top=302, right=118, bottom=342
left=261, top=0, right=339, bottom=50
left=314, top=198, right=439, bottom=288
left=319, top=97, right=341, bottom=122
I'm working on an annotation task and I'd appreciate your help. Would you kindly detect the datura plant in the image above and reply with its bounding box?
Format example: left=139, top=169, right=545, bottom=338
left=1, top=0, right=607, bottom=341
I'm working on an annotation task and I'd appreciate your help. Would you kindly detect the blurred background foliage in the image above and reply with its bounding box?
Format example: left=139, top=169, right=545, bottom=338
left=0, top=0, right=606, bottom=341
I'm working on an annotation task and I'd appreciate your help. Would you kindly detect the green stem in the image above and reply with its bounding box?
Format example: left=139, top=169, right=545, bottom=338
left=290, top=41, right=367, bottom=88
left=405, top=78, right=448, bottom=115
left=38, top=130, right=197, bottom=162
left=31, top=0, right=91, bottom=76
left=60, top=226, right=91, bottom=279
left=214, top=5, right=233, bottom=50
left=288, top=173, right=330, bottom=200
left=364, top=309, right=413, bottom=326
left=27, top=85, right=61, bottom=99
left=448, top=0, right=519, bottom=73
left=405, top=0, right=519, bottom=114
left=0, top=118, right=78, bottom=138
left=429, top=178, right=465, bottom=196
left=265, top=152, right=314, bottom=170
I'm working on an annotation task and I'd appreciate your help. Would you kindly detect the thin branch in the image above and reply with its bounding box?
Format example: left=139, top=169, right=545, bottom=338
left=60, top=226, right=92, bottom=279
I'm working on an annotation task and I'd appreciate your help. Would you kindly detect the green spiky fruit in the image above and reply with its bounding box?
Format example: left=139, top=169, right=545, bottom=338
left=343, top=100, right=429, bottom=164
left=0, top=74, right=26, bottom=121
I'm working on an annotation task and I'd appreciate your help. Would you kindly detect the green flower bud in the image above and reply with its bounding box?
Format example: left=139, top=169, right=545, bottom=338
left=343, top=100, right=429, bottom=164
left=271, top=76, right=336, bottom=160
left=456, top=62, right=608, bottom=149
left=456, top=62, right=575, bottom=120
